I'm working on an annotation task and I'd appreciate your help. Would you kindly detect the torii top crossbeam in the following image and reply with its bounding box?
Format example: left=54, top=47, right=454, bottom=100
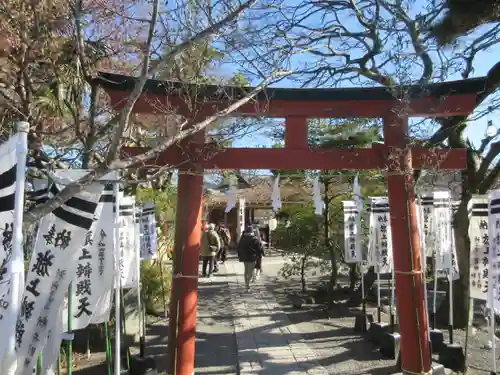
left=95, top=72, right=485, bottom=171
left=97, top=71, right=485, bottom=118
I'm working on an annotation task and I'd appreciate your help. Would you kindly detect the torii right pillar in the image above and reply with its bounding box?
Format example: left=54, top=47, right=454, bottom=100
left=384, top=111, right=432, bottom=374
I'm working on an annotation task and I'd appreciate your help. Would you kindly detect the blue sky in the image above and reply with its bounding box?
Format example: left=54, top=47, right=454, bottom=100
left=215, top=1, right=500, bottom=151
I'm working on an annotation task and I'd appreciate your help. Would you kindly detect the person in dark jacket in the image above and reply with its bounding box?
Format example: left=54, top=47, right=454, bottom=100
left=237, top=225, right=265, bottom=290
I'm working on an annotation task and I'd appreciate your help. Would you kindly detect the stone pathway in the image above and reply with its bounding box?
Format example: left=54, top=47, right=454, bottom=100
left=223, top=258, right=329, bottom=375
left=74, top=252, right=394, bottom=375
left=194, top=265, right=239, bottom=375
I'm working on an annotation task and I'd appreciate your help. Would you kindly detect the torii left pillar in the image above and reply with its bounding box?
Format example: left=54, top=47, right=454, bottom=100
left=167, top=131, right=205, bottom=375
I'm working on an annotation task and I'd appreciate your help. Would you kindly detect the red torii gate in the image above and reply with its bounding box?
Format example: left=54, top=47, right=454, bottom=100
left=96, top=72, right=485, bottom=375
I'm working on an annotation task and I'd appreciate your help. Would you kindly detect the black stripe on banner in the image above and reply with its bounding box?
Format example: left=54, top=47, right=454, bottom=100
left=53, top=207, right=93, bottom=229
left=344, top=210, right=359, bottom=214
left=32, top=197, right=49, bottom=204
left=490, top=206, right=500, bottom=215
left=120, top=212, right=134, bottom=217
left=371, top=209, right=389, bottom=213
left=99, top=194, right=114, bottom=203
left=49, top=183, right=59, bottom=196
left=0, top=193, right=15, bottom=211
left=473, top=203, right=488, bottom=210
left=142, top=209, right=155, bottom=214
left=50, top=184, right=98, bottom=214
left=433, top=199, right=450, bottom=204
left=491, top=198, right=500, bottom=207
left=0, top=164, right=16, bottom=190
left=471, top=211, right=488, bottom=217
left=372, top=203, right=389, bottom=208
left=65, top=196, right=98, bottom=214
left=28, top=188, right=49, bottom=199
left=120, top=204, right=134, bottom=210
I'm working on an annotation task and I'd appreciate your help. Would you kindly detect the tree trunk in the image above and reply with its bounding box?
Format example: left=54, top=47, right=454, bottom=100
left=450, top=200, right=471, bottom=328
left=349, top=263, right=358, bottom=290
left=301, top=256, right=307, bottom=292
left=350, top=266, right=376, bottom=303
left=323, top=183, right=338, bottom=305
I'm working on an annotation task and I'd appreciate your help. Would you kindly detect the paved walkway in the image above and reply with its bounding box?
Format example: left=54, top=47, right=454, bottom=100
left=224, top=259, right=330, bottom=375
left=191, top=254, right=329, bottom=375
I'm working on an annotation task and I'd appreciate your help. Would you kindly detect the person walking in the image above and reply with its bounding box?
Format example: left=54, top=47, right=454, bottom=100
left=216, top=223, right=231, bottom=264
left=237, top=225, right=265, bottom=291
left=200, top=223, right=221, bottom=278
left=252, top=223, right=264, bottom=281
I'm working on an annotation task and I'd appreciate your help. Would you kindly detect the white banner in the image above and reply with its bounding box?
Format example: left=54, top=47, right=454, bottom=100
left=433, top=191, right=459, bottom=279
left=418, top=193, right=435, bottom=257
left=0, top=134, right=19, bottom=326
left=487, top=190, right=500, bottom=313
left=237, top=198, right=245, bottom=240
left=368, top=197, right=393, bottom=273
left=39, top=304, right=64, bottom=375
left=468, top=196, right=489, bottom=300
left=139, top=203, right=157, bottom=260
left=14, top=170, right=105, bottom=375
left=367, top=198, right=375, bottom=265
left=271, top=174, right=281, bottom=212
left=0, top=133, right=23, bottom=373
left=118, top=195, right=138, bottom=289
left=63, top=183, right=116, bottom=331
left=342, top=201, right=361, bottom=263
left=312, top=176, right=324, bottom=216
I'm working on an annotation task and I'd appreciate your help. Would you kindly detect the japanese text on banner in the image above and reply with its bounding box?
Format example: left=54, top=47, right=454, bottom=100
left=468, top=196, right=489, bottom=300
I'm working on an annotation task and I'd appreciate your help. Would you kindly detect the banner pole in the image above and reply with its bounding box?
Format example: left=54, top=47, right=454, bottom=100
left=376, top=270, right=381, bottom=323
left=448, top=200, right=454, bottom=344
left=488, top=239, right=497, bottom=375
left=390, top=266, right=395, bottom=332
left=417, top=196, right=431, bottom=342
left=3, top=121, right=29, bottom=370
left=432, top=253, right=438, bottom=330
left=422, top=254, right=430, bottom=338
left=361, top=263, right=366, bottom=317
left=120, top=286, right=131, bottom=370
left=374, top=221, right=382, bottom=323
left=86, top=327, right=91, bottom=359
left=113, top=183, right=121, bottom=375
left=104, top=322, right=112, bottom=375
left=134, top=207, right=145, bottom=357
left=36, top=353, right=42, bottom=375
left=66, top=283, right=73, bottom=375
left=490, top=305, right=497, bottom=375
left=463, top=297, right=473, bottom=372
left=448, top=268, right=454, bottom=344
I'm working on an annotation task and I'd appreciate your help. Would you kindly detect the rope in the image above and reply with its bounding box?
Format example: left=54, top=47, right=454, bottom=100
left=178, top=170, right=203, bottom=176
left=401, top=368, right=431, bottom=375
left=174, top=169, right=456, bottom=179
left=395, top=270, right=423, bottom=276
left=172, top=273, right=199, bottom=279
